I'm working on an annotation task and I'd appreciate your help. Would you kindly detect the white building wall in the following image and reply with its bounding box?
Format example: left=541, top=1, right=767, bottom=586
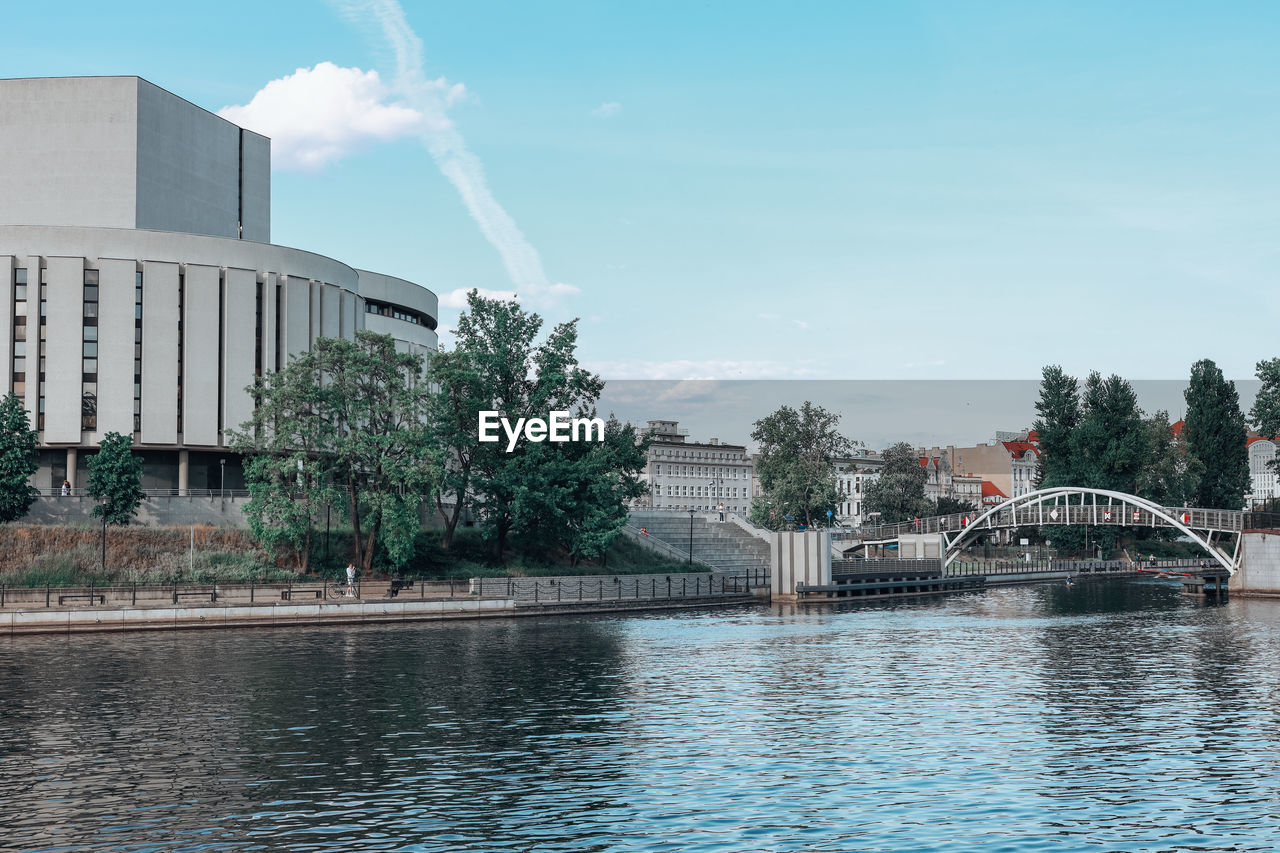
left=222, top=267, right=257, bottom=437
left=140, top=260, right=179, bottom=445
left=43, top=256, right=84, bottom=443
left=1249, top=440, right=1277, bottom=503
left=0, top=256, right=12, bottom=391
left=283, top=275, right=311, bottom=359
left=96, top=258, right=137, bottom=436
left=320, top=283, right=341, bottom=340
left=182, top=263, right=220, bottom=446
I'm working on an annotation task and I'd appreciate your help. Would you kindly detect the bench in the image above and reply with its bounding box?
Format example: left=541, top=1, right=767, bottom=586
left=171, top=590, right=217, bottom=603
left=388, top=579, right=414, bottom=598
left=281, top=588, right=324, bottom=600
left=58, top=593, right=106, bottom=606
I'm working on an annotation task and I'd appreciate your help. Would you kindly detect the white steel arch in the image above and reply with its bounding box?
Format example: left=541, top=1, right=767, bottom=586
left=941, top=487, right=1239, bottom=575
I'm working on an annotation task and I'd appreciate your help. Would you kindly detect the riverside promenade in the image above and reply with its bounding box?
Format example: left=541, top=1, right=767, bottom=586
left=0, top=575, right=759, bottom=636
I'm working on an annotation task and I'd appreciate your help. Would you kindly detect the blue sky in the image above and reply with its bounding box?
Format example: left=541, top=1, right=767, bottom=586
left=3, top=1, right=1278, bottom=385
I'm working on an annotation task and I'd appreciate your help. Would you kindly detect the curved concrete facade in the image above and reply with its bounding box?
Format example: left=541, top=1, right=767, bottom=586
left=1, top=225, right=437, bottom=491
left=0, top=76, right=437, bottom=494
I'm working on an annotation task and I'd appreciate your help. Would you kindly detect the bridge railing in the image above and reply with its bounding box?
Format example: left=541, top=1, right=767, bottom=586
left=845, top=497, right=1245, bottom=542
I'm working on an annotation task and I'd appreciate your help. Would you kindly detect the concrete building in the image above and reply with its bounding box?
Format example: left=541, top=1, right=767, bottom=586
left=639, top=420, right=753, bottom=515
left=1, top=76, right=437, bottom=492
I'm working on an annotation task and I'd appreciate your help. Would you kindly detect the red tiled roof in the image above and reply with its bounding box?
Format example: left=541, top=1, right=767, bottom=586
left=981, top=481, right=1007, bottom=499
left=1247, top=436, right=1278, bottom=447
left=1171, top=419, right=1185, bottom=436
left=1026, top=429, right=1039, bottom=443
left=1001, top=440, right=1040, bottom=458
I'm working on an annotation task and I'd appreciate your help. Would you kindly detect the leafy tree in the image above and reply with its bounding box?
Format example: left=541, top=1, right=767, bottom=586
left=511, top=416, right=651, bottom=564
left=229, top=365, right=338, bottom=569
left=1184, top=358, right=1249, bottom=509
left=747, top=401, right=854, bottom=529
left=863, top=442, right=931, bottom=524
left=1136, top=409, right=1202, bottom=507
left=0, top=392, right=39, bottom=522
left=1071, top=372, right=1146, bottom=494
left=450, top=292, right=604, bottom=558
left=935, top=496, right=978, bottom=517
left=232, top=331, right=436, bottom=574
left=424, top=345, right=486, bottom=549
left=1249, top=357, right=1280, bottom=453
left=1032, top=365, right=1080, bottom=488
left=87, top=432, right=144, bottom=525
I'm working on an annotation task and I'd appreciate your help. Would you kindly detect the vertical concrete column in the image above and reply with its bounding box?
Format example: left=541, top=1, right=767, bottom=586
left=65, top=448, right=77, bottom=489
left=178, top=449, right=189, bottom=496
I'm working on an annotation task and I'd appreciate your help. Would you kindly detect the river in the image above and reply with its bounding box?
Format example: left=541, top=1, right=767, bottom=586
left=3, top=579, right=1279, bottom=851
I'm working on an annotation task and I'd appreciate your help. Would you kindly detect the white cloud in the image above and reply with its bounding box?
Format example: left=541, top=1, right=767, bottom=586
left=436, top=287, right=518, bottom=309
left=218, top=62, right=452, bottom=171
left=792, top=320, right=809, bottom=330
left=591, top=101, right=622, bottom=118
left=327, top=0, right=575, bottom=307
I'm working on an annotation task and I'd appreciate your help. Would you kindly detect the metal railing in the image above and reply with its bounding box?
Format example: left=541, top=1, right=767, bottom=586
left=38, top=488, right=251, bottom=499
left=468, top=572, right=754, bottom=603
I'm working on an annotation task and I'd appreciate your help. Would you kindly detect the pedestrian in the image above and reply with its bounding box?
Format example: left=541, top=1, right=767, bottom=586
left=345, top=562, right=356, bottom=597
left=60, top=479, right=70, bottom=497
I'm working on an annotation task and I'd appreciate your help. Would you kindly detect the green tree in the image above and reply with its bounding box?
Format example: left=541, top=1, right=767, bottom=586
left=424, top=345, right=486, bottom=549
left=747, top=401, right=854, bottom=529
left=1249, top=357, right=1280, bottom=441
left=232, top=331, right=437, bottom=574
left=229, top=360, right=339, bottom=570
left=935, top=495, right=978, bottom=516
left=1071, top=372, right=1146, bottom=494
left=1032, top=365, right=1080, bottom=488
left=1184, top=358, right=1249, bottom=509
left=0, top=392, right=39, bottom=522
left=1136, top=409, right=1202, bottom=507
left=511, top=416, right=651, bottom=564
left=863, top=442, right=931, bottom=524
left=449, top=291, right=604, bottom=558
left=87, top=431, right=144, bottom=525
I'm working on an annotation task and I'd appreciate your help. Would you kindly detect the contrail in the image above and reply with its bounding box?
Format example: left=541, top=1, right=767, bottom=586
left=334, top=0, right=574, bottom=302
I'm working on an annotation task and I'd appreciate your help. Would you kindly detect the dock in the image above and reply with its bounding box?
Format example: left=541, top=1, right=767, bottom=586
left=796, top=567, right=985, bottom=601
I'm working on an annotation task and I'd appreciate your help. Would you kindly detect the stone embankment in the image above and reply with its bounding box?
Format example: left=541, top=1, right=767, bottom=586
left=0, top=575, right=758, bottom=636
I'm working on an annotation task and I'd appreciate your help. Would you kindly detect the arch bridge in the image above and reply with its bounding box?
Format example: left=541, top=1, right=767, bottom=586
left=847, top=487, right=1245, bottom=575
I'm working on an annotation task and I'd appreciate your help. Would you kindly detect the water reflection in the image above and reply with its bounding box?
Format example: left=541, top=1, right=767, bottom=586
left=2, top=584, right=1280, bottom=851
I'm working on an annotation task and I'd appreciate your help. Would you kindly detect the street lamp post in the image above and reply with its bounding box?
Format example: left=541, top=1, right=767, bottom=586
left=688, top=508, right=695, bottom=564
left=219, top=458, right=226, bottom=497
left=100, top=496, right=109, bottom=573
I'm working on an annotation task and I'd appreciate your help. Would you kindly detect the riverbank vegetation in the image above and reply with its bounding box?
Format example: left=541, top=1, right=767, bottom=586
left=0, top=523, right=695, bottom=588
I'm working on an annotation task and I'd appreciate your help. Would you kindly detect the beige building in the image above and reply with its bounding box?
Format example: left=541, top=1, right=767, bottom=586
left=921, top=429, right=1040, bottom=499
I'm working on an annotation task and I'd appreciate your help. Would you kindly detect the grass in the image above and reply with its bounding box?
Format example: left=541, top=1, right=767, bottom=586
left=0, top=523, right=294, bottom=587
left=0, top=522, right=702, bottom=588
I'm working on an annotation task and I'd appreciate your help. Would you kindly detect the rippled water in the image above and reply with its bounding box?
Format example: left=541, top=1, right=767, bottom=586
left=3, top=580, right=1280, bottom=851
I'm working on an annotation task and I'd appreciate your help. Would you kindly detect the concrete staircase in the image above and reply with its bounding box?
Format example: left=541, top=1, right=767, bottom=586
left=628, top=512, right=771, bottom=584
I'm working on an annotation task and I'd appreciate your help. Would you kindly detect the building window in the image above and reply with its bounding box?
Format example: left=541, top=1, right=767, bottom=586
left=134, top=271, right=143, bottom=432
left=81, top=270, right=99, bottom=430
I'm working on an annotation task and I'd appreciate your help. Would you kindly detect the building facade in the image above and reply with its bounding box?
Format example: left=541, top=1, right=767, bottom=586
left=835, top=451, right=883, bottom=526
left=1, top=77, right=438, bottom=492
left=639, top=420, right=754, bottom=515
left=1248, top=438, right=1277, bottom=505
